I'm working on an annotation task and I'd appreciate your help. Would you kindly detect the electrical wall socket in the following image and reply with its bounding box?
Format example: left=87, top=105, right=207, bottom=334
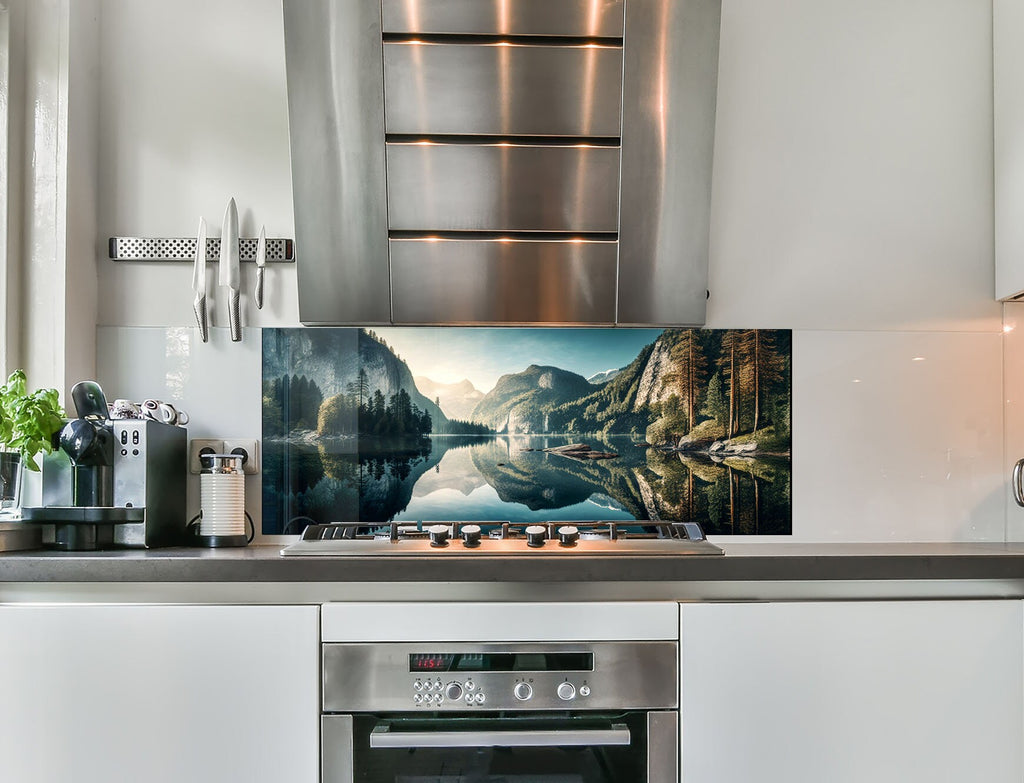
left=223, top=438, right=260, bottom=475
left=188, top=439, right=224, bottom=474
left=188, top=438, right=260, bottom=475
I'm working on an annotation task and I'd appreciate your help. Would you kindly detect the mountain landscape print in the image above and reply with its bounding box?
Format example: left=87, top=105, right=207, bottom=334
left=262, top=328, right=792, bottom=536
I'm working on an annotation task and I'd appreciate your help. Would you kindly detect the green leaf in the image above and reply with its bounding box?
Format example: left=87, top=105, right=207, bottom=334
left=0, top=370, right=65, bottom=471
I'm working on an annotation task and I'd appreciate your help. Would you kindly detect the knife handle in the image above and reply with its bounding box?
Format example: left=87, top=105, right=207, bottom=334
left=229, top=289, right=242, bottom=342
left=255, top=267, right=265, bottom=310
left=193, top=295, right=209, bottom=343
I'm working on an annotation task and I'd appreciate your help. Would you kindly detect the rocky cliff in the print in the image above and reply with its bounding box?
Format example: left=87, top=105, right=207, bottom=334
left=470, top=365, right=595, bottom=434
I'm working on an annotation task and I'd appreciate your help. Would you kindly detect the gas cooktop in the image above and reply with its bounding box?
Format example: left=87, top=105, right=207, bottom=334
left=280, top=520, right=724, bottom=557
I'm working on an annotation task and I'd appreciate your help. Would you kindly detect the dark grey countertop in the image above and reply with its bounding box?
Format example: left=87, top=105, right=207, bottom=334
left=2, top=542, right=1024, bottom=584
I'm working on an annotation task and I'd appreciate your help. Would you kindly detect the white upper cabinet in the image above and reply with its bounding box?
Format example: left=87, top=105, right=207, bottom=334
left=996, top=0, right=1024, bottom=300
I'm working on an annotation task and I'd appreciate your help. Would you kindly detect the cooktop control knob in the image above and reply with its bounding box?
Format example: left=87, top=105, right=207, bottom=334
left=461, top=524, right=482, bottom=548
left=525, top=525, right=547, bottom=547
left=427, top=524, right=450, bottom=547
left=557, top=525, right=579, bottom=547
left=445, top=682, right=463, bottom=701
left=557, top=682, right=576, bottom=701
left=514, top=682, right=533, bottom=701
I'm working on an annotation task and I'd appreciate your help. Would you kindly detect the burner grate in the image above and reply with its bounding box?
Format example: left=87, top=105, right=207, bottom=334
left=282, top=519, right=723, bottom=557
left=298, top=520, right=710, bottom=543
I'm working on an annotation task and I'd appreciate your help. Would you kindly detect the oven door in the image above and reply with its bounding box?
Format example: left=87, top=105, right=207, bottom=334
left=323, top=711, right=677, bottom=783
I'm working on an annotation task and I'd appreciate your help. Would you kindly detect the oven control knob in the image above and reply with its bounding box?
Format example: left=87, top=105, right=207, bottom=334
left=445, top=682, right=464, bottom=701
left=579, top=685, right=591, bottom=697
left=513, top=682, right=533, bottom=701
left=557, top=525, right=579, bottom=546
left=461, top=524, right=482, bottom=548
left=525, top=525, right=547, bottom=547
left=557, top=682, right=576, bottom=701
left=427, top=524, right=450, bottom=547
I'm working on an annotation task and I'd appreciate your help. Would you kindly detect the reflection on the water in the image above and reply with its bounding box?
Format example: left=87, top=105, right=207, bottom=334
left=262, top=434, right=791, bottom=535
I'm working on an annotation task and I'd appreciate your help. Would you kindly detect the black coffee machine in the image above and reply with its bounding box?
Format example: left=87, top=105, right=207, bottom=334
left=22, top=381, right=187, bottom=550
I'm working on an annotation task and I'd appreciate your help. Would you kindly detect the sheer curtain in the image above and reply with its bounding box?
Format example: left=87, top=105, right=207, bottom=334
left=0, top=1, right=13, bottom=378
left=0, top=0, right=99, bottom=401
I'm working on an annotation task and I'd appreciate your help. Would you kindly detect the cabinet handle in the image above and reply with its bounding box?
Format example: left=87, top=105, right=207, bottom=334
left=1013, top=458, right=1024, bottom=507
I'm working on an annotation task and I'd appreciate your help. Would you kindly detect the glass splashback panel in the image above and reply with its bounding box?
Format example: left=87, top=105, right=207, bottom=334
left=262, top=328, right=792, bottom=535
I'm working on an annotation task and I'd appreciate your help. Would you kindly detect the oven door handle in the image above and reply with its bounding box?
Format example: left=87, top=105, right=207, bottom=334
left=369, top=723, right=632, bottom=749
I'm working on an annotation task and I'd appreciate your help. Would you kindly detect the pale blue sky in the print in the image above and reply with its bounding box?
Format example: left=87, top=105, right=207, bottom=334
left=375, top=328, right=665, bottom=394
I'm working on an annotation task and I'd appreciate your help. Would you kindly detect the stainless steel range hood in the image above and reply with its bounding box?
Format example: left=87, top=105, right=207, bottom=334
left=283, top=0, right=721, bottom=326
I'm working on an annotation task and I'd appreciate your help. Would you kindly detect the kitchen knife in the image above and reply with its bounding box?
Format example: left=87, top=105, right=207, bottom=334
left=192, top=217, right=209, bottom=342
left=254, top=224, right=266, bottom=310
left=219, top=197, right=241, bottom=342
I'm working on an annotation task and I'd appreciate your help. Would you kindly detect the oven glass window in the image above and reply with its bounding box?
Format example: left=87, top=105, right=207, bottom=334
left=349, top=713, right=647, bottom=783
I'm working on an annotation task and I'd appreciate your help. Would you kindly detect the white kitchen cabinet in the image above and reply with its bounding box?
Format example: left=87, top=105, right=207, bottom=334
left=996, top=0, right=1024, bottom=300
left=680, top=601, right=1023, bottom=783
left=0, top=604, right=319, bottom=783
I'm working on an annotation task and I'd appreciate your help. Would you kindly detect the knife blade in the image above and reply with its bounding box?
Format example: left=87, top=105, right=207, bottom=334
left=254, top=224, right=266, bottom=310
left=191, top=217, right=209, bottom=342
left=219, top=197, right=241, bottom=342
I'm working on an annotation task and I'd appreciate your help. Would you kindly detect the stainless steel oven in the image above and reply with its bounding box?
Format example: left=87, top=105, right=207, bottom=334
left=322, top=641, right=678, bottom=783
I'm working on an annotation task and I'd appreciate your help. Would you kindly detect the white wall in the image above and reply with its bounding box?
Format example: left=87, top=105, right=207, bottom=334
left=710, top=0, right=1003, bottom=542
left=1002, top=302, right=1024, bottom=541
left=96, top=0, right=296, bottom=328
left=92, top=0, right=1006, bottom=542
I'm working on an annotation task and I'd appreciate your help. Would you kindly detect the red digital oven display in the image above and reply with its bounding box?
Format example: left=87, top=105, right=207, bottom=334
left=410, top=654, right=456, bottom=672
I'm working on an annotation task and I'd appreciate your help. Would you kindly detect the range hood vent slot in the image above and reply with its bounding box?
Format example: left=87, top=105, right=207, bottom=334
left=381, top=33, right=624, bottom=46
left=384, top=135, right=621, bottom=146
left=380, top=0, right=627, bottom=38
left=386, top=231, right=619, bottom=242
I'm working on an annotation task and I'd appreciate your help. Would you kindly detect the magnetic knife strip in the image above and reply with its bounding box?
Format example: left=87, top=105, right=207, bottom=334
left=108, top=237, right=294, bottom=263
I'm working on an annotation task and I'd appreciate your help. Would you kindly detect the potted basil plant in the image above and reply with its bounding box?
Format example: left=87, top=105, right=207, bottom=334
left=0, top=370, right=65, bottom=512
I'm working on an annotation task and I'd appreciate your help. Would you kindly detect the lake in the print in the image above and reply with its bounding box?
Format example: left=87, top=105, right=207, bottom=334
left=262, top=433, right=790, bottom=536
